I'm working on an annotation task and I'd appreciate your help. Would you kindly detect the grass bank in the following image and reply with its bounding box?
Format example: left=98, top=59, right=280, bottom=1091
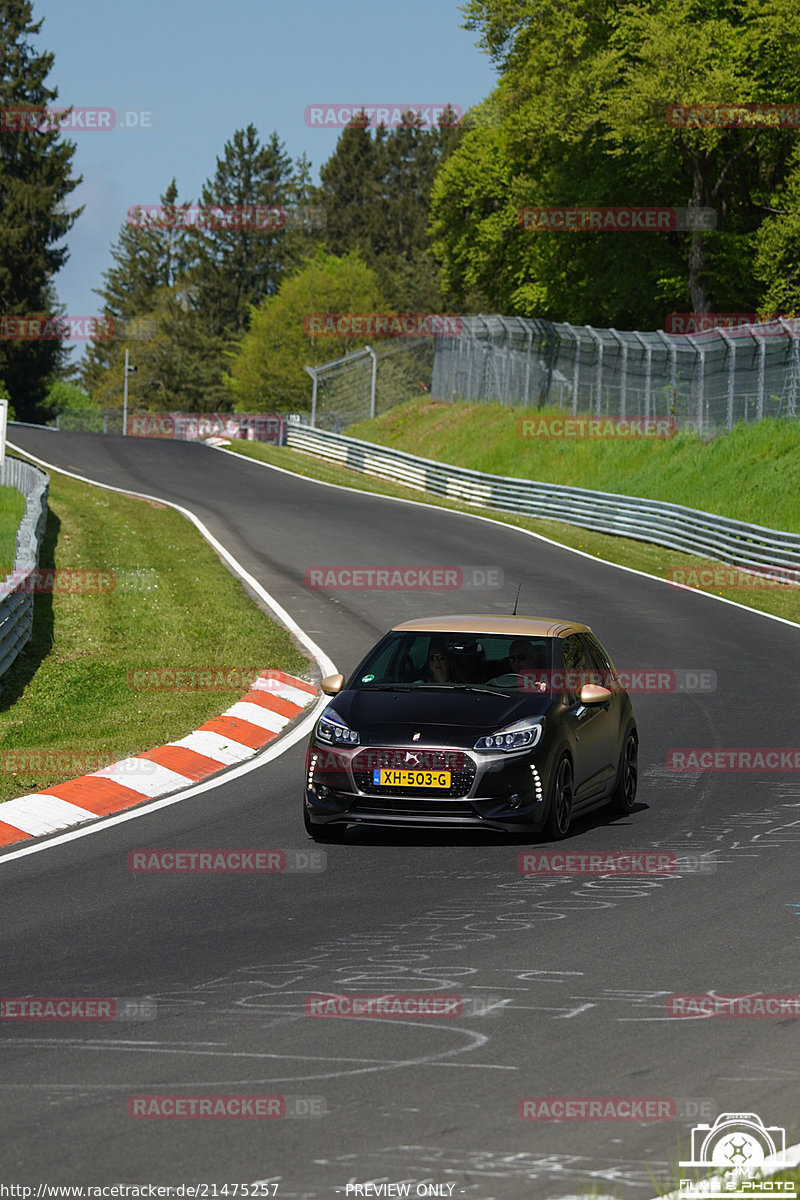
left=0, top=456, right=310, bottom=804
left=347, top=399, right=800, bottom=533
left=0, top=484, right=26, bottom=577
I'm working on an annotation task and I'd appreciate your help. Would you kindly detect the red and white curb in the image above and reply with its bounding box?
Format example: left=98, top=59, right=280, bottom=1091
left=0, top=670, right=317, bottom=848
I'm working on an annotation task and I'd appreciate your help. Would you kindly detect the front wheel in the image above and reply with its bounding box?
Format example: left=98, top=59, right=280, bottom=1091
left=609, top=731, right=638, bottom=814
left=304, top=805, right=347, bottom=842
left=544, top=755, right=573, bottom=840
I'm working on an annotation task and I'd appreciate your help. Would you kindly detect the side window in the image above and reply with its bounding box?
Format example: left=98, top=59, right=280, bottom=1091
left=561, top=634, right=595, bottom=698
left=581, top=633, right=615, bottom=687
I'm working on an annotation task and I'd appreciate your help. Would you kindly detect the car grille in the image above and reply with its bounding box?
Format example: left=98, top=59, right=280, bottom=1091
left=351, top=747, right=476, bottom=798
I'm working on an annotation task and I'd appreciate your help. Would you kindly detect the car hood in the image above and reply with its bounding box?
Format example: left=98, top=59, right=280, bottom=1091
left=330, top=688, right=551, bottom=744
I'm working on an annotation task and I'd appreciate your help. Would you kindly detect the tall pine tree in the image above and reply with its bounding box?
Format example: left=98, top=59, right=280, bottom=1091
left=0, top=0, right=82, bottom=421
left=82, top=179, right=189, bottom=400
left=183, top=126, right=295, bottom=336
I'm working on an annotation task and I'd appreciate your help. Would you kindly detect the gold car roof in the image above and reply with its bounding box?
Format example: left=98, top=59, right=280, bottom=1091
left=391, top=615, right=592, bottom=638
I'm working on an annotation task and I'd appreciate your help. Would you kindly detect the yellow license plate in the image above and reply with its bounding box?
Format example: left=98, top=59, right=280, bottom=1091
left=373, top=769, right=452, bottom=788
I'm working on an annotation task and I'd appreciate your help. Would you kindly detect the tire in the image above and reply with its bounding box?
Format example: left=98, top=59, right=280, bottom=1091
left=609, top=730, right=638, bottom=814
left=545, top=754, right=573, bottom=840
left=304, top=804, right=347, bottom=842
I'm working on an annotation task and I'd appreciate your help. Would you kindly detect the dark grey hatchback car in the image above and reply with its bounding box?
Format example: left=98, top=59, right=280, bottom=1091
left=303, top=615, right=638, bottom=841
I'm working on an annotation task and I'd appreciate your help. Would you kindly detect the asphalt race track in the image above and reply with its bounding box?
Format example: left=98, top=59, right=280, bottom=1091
left=2, top=429, right=799, bottom=1199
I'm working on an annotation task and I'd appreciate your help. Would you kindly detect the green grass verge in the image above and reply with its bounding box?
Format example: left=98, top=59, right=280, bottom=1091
left=0, top=484, right=26, bottom=578
left=0, top=456, right=310, bottom=804
left=222, top=439, right=800, bottom=625
left=347, top=398, right=800, bottom=534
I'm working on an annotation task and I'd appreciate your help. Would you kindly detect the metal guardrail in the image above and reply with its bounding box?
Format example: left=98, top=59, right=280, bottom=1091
left=0, top=457, right=50, bottom=679
left=285, top=423, right=800, bottom=578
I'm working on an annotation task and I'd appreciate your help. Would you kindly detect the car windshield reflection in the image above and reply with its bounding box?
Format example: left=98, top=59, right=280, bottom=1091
left=348, top=631, right=555, bottom=693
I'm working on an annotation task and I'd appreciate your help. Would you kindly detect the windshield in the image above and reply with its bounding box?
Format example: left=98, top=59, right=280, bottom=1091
left=347, top=631, right=555, bottom=693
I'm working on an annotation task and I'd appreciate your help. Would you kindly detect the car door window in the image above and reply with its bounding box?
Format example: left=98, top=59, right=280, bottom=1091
left=561, top=634, right=598, bottom=699
left=581, top=632, right=615, bottom=688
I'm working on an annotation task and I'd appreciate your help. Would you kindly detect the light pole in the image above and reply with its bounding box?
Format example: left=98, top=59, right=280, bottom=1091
left=122, top=349, right=136, bottom=435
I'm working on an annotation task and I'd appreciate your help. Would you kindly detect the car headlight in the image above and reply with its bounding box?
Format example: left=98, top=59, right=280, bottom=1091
left=474, top=717, right=544, bottom=753
left=316, top=707, right=360, bottom=746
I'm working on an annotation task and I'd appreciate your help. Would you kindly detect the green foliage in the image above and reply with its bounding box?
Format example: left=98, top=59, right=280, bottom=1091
left=0, top=0, right=82, bottom=421
left=431, top=0, right=800, bottom=325
left=224, top=249, right=383, bottom=410
left=45, top=379, right=94, bottom=412
left=82, top=133, right=320, bottom=413
left=320, top=109, right=464, bottom=311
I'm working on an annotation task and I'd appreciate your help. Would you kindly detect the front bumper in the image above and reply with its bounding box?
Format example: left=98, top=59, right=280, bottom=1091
left=304, top=741, right=550, bottom=832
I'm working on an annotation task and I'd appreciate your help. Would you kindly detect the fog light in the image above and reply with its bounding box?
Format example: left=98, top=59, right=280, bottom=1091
left=315, top=785, right=330, bottom=799
left=508, top=793, right=522, bottom=810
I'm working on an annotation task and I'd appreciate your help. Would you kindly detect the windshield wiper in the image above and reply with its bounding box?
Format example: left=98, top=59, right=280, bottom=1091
left=448, top=684, right=510, bottom=698
left=362, top=684, right=415, bottom=691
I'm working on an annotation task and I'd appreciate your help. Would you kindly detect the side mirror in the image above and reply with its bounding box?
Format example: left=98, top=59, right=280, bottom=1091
left=579, top=683, right=612, bottom=705
left=320, top=673, right=344, bottom=696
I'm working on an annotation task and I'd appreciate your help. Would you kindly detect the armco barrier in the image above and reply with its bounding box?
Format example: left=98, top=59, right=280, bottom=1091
left=0, top=457, right=49, bottom=679
left=284, top=424, right=800, bottom=578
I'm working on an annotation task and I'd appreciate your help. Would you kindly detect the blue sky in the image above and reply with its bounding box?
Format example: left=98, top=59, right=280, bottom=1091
left=32, top=0, right=497, bottom=340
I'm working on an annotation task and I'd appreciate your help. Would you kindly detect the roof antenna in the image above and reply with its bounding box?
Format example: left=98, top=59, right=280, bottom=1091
left=512, top=582, right=522, bottom=616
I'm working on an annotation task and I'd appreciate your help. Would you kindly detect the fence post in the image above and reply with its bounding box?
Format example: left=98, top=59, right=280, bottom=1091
left=366, top=345, right=377, bottom=419
left=715, top=328, right=737, bottom=430
left=563, top=324, right=580, bottom=415
left=608, top=330, right=627, bottom=419
left=750, top=327, right=767, bottom=421
left=686, top=336, right=705, bottom=435
left=524, top=321, right=534, bottom=407
left=305, top=366, right=318, bottom=428
left=586, top=326, right=603, bottom=414
left=632, top=332, right=652, bottom=420
left=778, top=318, right=799, bottom=419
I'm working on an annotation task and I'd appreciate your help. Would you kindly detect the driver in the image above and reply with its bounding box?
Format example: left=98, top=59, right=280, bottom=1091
left=494, top=638, right=549, bottom=692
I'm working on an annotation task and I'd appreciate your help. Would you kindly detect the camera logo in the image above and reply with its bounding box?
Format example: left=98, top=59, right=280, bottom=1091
left=679, top=1112, right=792, bottom=1196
